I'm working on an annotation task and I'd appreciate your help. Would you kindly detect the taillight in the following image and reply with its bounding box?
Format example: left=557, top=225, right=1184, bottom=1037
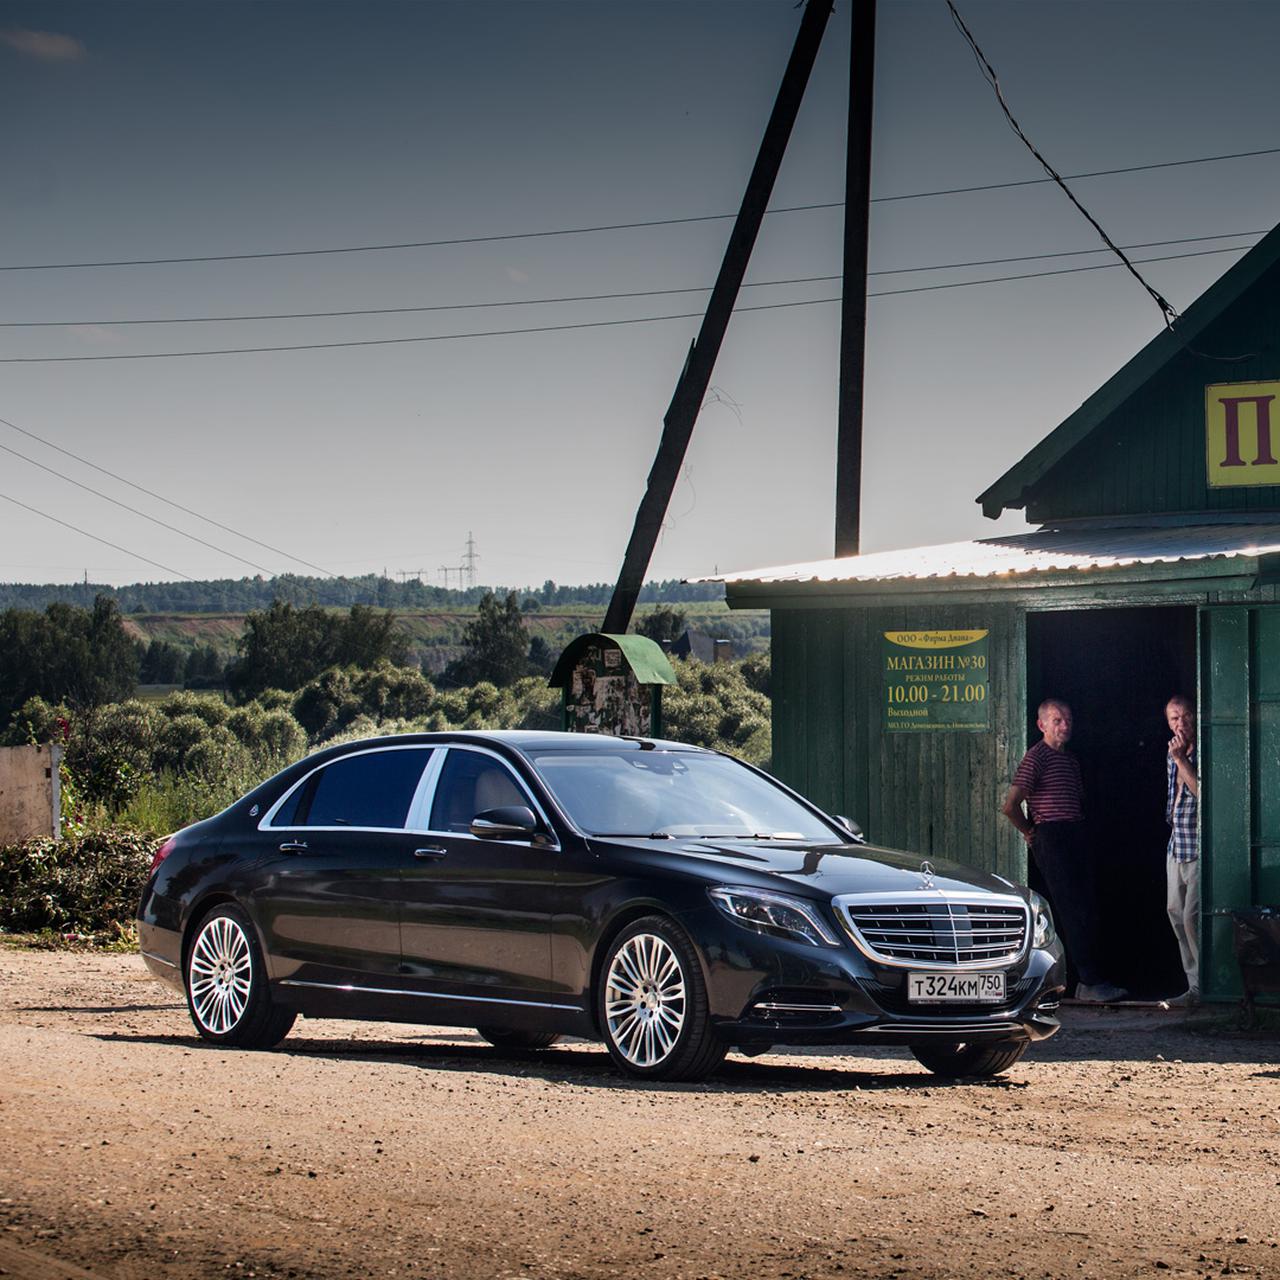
left=150, top=836, right=177, bottom=875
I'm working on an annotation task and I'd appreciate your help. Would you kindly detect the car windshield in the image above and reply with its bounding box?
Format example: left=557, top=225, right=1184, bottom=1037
left=529, top=748, right=842, bottom=842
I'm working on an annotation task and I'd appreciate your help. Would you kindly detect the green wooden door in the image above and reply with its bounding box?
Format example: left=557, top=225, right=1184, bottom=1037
left=1199, top=606, right=1280, bottom=999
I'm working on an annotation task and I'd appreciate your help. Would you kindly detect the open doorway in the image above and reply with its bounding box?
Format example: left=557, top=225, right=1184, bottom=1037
left=1026, top=606, right=1196, bottom=999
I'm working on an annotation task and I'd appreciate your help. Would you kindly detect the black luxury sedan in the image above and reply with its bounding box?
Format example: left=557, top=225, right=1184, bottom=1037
left=138, top=731, right=1065, bottom=1081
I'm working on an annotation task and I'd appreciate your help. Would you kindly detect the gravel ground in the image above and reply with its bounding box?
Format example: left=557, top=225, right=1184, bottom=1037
left=0, top=948, right=1277, bottom=1280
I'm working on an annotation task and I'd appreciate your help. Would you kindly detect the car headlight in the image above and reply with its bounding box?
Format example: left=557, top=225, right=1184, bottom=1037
left=1030, top=890, right=1057, bottom=950
left=708, top=886, right=839, bottom=948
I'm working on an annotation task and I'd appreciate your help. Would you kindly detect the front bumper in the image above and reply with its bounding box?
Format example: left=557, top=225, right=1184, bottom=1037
left=693, top=908, right=1065, bottom=1048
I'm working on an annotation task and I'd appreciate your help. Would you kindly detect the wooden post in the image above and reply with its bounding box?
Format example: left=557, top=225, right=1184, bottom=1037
left=603, top=0, right=832, bottom=635
left=835, top=0, right=877, bottom=558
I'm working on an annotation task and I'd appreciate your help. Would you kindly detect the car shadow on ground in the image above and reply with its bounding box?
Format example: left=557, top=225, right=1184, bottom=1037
left=1022, top=1007, right=1280, bottom=1064
left=22, top=1002, right=184, bottom=1015
left=87, top=1028, right=1037, bottom=1093
left=87, top=1010, right=1279, bottom=1080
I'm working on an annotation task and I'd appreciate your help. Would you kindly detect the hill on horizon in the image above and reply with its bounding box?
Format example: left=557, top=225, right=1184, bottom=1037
left=0, top=572, right=727, bottom=615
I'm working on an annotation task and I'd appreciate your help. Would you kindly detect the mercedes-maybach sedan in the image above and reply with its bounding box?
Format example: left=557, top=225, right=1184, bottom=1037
left=138, top=731, right=1064, bottom=1081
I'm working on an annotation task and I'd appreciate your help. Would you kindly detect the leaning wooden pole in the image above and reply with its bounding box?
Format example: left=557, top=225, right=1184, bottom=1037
left=834, top=0, right=876, bottom=558
left=602, top=0, right=831, bottom=635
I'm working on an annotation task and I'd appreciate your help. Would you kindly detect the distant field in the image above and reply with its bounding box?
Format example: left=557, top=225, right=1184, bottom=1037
left=122, top=604, right=769, bottom=673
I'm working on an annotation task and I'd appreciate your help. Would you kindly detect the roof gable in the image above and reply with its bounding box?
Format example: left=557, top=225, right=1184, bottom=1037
left=979, top=223, right=1280, bottom=519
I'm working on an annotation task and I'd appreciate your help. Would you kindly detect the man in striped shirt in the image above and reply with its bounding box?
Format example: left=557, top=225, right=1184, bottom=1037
left=1164, top=695, right=1200, bottom=1005
left=1001, top=698, right=1128, bottom=1004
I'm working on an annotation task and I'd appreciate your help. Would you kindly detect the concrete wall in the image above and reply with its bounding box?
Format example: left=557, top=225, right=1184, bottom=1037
left=0, top=745, right=62, bottom=842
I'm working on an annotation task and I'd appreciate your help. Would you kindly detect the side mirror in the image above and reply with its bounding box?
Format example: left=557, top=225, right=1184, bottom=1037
left=833, top=815, right=866, bottom=843
left=471, top=805, right=540, bottom=841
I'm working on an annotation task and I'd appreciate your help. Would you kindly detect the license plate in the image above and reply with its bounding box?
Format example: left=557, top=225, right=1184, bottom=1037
left=907, top=971, right=1006, bottom=1003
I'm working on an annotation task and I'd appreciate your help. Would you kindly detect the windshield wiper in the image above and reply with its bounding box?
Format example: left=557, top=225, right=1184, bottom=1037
left=591, top=831, right=675, bottom=839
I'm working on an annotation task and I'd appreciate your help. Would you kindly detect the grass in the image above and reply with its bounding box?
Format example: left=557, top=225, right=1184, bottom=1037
left=1, top=922, right=138, bottom=952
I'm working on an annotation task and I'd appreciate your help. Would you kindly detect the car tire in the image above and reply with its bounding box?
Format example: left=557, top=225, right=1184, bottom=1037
left=476, top=1026, right=561, bottom=1050
left=184, top=904, right=295, bottom=1049
left=909, top=1039, right=1028, bottom=1078
left=596, top=915, right=726, bottom=1082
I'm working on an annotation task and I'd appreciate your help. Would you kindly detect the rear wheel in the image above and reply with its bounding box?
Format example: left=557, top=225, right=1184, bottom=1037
left=476, top=1026, right=560, bottom=1050
left=185, top=905, right=295, bottom=1049
left=596, top=916, right=726, bottom=1082
left=909, top=1039, right=1028, bottom=1078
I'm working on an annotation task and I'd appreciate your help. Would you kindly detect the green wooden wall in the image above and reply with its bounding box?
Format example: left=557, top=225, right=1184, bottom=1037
left=771, top=603, right=1027, bottom=883
left=1200, top=605, right=1280, bottom=999
left=1025, top=262, right=1280, bottom=522
left=769, top=592, right=1280, bottom=1002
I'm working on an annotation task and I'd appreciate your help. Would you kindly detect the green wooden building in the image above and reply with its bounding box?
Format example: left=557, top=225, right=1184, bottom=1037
left=717, top=223, right=1280, bottom=1003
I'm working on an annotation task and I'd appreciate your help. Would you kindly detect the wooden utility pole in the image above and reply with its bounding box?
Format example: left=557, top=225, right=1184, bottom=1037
left=602, top=0, right=831, bottom=635
left=834, top=0, right=876, bottom=558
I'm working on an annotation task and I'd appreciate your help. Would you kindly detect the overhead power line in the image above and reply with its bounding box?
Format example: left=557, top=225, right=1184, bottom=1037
left=869, top=243, right=1249, bottom=298
left=0, top=490, right=194, bottom=581
left=0, top=147, right=1275, bottom=273
left=871, top=148, right=1280, bottom=202
left=0, top=244, right=1252, bottom=364
left=0, top=437, right=284, bottom=576
left=0, top=231, right=1262, bottom=330
left=0, top=414, right=338, bottom=577
left=946, top=0, right=1178, bottom=327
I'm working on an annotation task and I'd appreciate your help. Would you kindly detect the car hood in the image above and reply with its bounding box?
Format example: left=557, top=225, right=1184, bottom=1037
left=597, top=836, right=1022, bottom=900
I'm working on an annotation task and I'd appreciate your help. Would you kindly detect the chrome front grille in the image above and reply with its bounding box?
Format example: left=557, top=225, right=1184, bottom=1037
left=835, top=892, right=1030, bottom=969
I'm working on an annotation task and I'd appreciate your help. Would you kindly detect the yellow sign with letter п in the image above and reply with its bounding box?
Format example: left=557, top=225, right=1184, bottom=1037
left=882, top=629, right=990, bottom=732
left=1206, top=380, right=1280, bottom=488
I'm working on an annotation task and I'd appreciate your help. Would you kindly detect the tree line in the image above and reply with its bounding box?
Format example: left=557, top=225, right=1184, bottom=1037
left=0, top=595, right=771, bottom=840
left=0, top=574, right=728, bottom=614
left=0, top=593, right=711, bottom=726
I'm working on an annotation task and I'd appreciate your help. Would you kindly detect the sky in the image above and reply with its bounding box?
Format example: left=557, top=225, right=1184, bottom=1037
left=2, top=0, right=1279, bottom=590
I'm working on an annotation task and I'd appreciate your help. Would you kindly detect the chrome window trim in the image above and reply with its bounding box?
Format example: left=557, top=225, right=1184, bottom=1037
left=257, top=743, right=438, bottom=834
left=833, top=889, right=1031, bottom=971
left=418, top=745, right=560, bottom=851
left=278, top=978, right=579, bottom=1013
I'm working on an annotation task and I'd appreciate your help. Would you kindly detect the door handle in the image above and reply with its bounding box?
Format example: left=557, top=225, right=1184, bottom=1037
left=413, top=846, right=448, bottom=860
left=278, top=840, right=308, bottom=854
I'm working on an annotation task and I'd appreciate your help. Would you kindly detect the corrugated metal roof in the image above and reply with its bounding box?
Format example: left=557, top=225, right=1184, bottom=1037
left=706, top=521, right=1280, bottom=586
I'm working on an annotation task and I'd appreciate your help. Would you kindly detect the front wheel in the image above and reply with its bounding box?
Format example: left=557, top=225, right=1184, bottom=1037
left=185, top=905, right=295, bottom=1049
left=596, top=916, right=726, bottom=1082
left=909, top=1039, right=1028, bottom=1078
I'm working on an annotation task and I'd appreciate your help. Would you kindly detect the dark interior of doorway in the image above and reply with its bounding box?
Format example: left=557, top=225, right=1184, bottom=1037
left=1026, top=606, right=1195, bottom=999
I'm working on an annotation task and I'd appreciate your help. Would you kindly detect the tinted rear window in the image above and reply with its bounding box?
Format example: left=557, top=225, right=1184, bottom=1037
left=277, top=748, right=433, bottom=830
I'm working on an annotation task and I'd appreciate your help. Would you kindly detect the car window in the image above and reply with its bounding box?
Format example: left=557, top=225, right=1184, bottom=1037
left=270, top=780, right=307, bottom=828
left=275, top=748, right=434, bottom=830
left=429, top=750, right=530, bottom=833
left=529, top=749, right=840, bottom=841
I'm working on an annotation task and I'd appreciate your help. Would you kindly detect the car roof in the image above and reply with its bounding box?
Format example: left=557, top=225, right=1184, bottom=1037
left=329, top=729, right=711, bottom=757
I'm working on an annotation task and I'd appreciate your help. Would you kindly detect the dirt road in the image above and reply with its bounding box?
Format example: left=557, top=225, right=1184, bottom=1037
left=1, top=948, right=1277, bottom=1280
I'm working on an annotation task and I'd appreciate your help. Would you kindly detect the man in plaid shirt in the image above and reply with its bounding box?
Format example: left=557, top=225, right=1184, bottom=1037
left=1165, top=695, right=1200, bottom=1005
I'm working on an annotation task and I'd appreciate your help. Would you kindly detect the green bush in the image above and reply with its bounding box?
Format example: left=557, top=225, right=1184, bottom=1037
left=662, top=658, right=772, bottom=768
left=227, top=706, right=307, bottom=760
left=156, top=690, right=231, bottom=727
left=2, top=653, right=772, bottom=851
left=290, top=662, right=436, bottom=741
left=0, top=828, right=158, bottom=935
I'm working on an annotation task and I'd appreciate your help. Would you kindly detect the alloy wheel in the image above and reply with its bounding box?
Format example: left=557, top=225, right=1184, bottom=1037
left=604, top=932, right=687, bottom=1067
left=188, top=915, right=253, bottom=1035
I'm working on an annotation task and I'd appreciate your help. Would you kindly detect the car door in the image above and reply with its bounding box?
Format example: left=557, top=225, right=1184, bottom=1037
left=250, top=745, right=435, bottom=988
left=398, top=746, right=559, bottom=1007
